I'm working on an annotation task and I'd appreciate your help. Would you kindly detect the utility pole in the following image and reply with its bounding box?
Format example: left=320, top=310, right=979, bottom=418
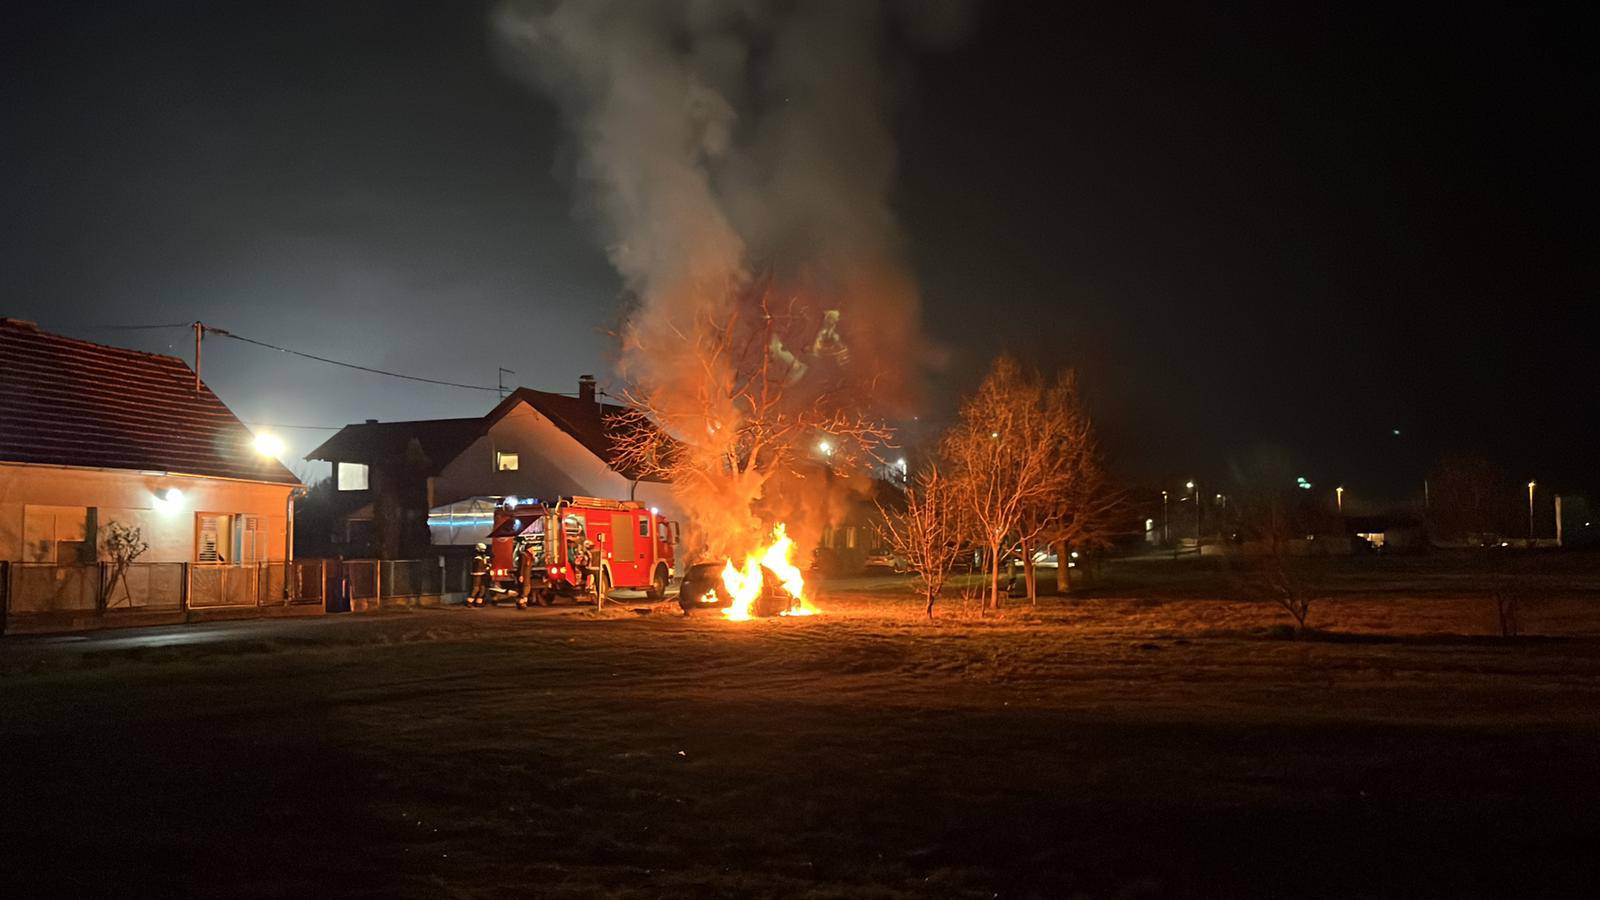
left=192, top=321, right=203, bottom=394
left=1161, top=490, right=1169, bottom=546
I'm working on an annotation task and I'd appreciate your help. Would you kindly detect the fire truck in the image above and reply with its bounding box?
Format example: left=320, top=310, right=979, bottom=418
left=487, top=496, right=679, bottom=606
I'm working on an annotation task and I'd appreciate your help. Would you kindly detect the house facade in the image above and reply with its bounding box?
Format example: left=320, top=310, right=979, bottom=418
left=304, top=377, right=680, bottom=559
left=0, top=318, right=301, bottom=567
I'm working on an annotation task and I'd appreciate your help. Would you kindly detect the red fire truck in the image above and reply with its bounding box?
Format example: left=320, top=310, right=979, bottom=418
left=487, top=496, right=678, bottom=605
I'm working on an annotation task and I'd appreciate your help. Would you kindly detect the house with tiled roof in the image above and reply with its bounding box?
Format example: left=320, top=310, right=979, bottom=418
left=304, top=376, right=680, bottom=558
left=0, top=318, right=301, bottom=567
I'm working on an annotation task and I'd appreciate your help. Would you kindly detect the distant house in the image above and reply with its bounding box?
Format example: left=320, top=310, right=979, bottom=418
left=304, top=377, right=679, bottom=558
left=0, top=318, right=301, bottom=566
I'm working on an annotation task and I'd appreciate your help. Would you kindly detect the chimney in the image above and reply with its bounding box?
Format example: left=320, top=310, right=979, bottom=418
left=365, top=418, right=379, bottom=424
left=578, top=374, right=597, bottom=405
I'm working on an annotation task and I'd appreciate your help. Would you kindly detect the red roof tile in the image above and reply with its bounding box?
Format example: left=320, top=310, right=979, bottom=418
left=0, top=319, right=300, bottom=485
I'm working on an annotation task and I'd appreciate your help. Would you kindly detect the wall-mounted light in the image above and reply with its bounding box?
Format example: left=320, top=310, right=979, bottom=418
left=154, top=487, right=183, bottom=513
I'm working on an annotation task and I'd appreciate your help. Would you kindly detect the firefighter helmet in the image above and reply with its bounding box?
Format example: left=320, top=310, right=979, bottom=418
left=475, top=542, right=487, bottom=551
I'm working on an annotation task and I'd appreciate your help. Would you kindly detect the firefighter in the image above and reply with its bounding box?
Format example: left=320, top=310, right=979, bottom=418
left=513, top=537, right=533, bottom=609
left=571, top=540, right=593, bottom=595
left=468, top=542, right=491, bottom=607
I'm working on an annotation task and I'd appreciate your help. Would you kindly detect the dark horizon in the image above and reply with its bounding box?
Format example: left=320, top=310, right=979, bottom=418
left=4, top=0, right=1593, bottom=501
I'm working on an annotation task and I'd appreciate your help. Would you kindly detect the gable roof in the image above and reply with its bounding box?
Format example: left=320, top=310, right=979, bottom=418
left=305, top=417, right=485, bottom=473
left=0, top=318, right=301, bottom=485
left=487, top=388, right=648, bottom=476
left=305, top=386, right=669, bottom=482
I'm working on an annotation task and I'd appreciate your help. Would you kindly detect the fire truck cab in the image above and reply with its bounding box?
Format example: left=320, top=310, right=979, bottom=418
left=488, top=495, right=678, bottom=605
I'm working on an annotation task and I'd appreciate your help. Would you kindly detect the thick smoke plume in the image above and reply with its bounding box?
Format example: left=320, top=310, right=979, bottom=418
left=495, top=0, right=972, bottom=556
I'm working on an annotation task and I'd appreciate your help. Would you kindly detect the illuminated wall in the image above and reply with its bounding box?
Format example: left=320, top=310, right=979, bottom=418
left=0, top=462, right=295, bottom=564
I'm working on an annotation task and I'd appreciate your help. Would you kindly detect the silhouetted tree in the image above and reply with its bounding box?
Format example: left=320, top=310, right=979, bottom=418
left=943, top=358, right=1103, bottom=609
left=878, top=466, right=966, bottom=618
left=1428, top=456, right=1518, bottom=543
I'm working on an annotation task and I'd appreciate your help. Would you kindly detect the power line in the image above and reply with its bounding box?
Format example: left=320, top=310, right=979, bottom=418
left=203, top=325, right=501, bottom=393
left=75, top=320, right=601, bottom=400
left=82, top=322, right=194, bottom=331
left=243, top=421, right=344, bottom=431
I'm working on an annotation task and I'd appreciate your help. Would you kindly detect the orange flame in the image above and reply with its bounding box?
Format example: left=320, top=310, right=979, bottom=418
left=719, top=523, right=818, bottom=620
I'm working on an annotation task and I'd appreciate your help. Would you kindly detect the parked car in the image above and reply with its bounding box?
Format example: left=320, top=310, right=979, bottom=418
left=862, top=549, right=908, bottom=573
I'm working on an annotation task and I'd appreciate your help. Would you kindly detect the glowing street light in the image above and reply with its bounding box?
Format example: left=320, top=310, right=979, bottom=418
left=817, top=439, right=833, bottom=457
left=253, top=431, right=285, bottom=458
left=1336, top=485, right=1344, bottom=514
left=1528, top=480, right=1537, bottom=544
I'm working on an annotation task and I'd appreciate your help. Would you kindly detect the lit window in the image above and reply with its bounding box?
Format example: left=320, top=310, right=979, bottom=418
left=337, top=462, right=369, bottom=491
left=496, top=451, right=520, bottom=472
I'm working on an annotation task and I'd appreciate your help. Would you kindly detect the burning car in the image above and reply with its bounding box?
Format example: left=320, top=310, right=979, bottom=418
left=677, top=561, right=794, bottom=617
left=676, top=524, right=819, bottom=620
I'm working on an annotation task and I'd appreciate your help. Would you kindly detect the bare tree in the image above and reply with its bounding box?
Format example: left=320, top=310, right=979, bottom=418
left=942, top=358, right=1079, bottom=610
left=608, top=278, right=892, bottom=557
left=1232, top=477, right=1321, bottom=635
left=100, top=521, right=149, bottom=609
left=878, top=466, right=965, bottom=618
left=1014, top=373, right=1123, bottom=601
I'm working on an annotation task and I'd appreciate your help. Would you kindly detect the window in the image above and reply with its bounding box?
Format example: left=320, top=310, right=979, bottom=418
left=337, top=462, right=369, bottom=491
left=23, top=504, right=89, bottom=564
left=236, top=515, right=262, bottom=562
left=496, top=450, right=519, bottom=471
left=196, top=513, right=227, bottom=563
left=638, top=517, right=650, bottom=538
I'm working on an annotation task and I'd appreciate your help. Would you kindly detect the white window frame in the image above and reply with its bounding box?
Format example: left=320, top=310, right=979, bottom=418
left=337, top=462, right=369, bottom=491
left=495, top=450, right=520, bottom=472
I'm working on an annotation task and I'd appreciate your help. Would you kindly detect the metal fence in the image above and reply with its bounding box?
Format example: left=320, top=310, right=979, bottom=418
left=1, top=557, right=460, bottom=633
left=1, top=560, right=326, bottom=622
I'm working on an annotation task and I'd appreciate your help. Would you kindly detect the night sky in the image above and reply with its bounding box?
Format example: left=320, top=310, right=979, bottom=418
left=4, top=1, right=1594, bottom=501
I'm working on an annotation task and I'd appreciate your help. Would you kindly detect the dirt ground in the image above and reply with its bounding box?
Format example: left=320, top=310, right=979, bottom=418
left=4, top=557, right=1600, bottom=897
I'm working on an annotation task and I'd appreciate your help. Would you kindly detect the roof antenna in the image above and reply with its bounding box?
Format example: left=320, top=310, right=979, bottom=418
left=498, top=367, right=515, bottom=399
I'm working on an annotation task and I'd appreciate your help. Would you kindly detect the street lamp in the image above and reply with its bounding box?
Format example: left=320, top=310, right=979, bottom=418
left=1336, top=486, right=1344, bottom=515
left=1528, top=480, right=1537, bottom=545
left=1161, top=490, right=1169, bottom=545
left=1188, top=480, right=1200, bottom=553
left=253, top=431, right=285, bottom=458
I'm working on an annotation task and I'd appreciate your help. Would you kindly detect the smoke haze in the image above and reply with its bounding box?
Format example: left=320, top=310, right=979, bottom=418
left=495, top=0, right=973, bottom=551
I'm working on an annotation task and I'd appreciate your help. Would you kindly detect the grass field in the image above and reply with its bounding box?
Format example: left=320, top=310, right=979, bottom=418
left=3, top=554, right=1599, bottom=897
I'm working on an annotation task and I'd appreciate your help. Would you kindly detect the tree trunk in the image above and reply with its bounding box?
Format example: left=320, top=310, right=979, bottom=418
left=987, top=539, right=1002, bottom=610
left=1051, top=539, right=1070, bottom=594
left=1022, top=538, right=1037, bottom=605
